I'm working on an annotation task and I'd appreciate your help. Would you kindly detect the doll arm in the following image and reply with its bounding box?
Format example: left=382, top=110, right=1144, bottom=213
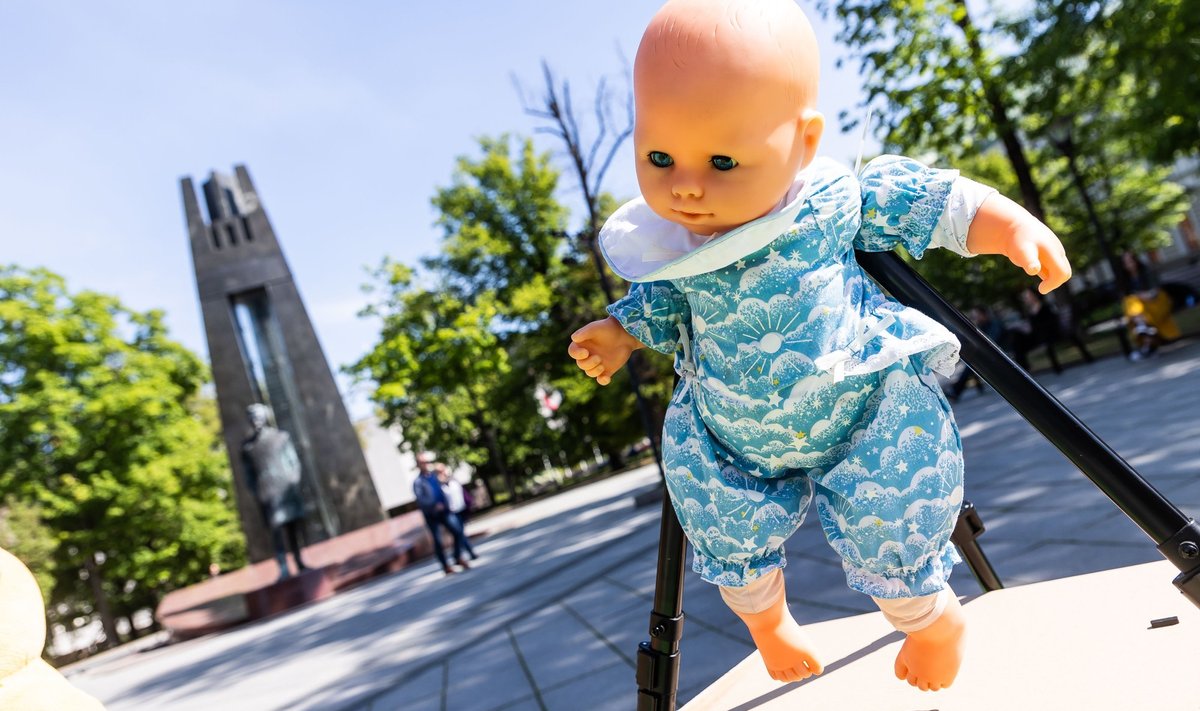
left=605, top=281, right=691, bottom=355
left=568, top=316, right=643, bottom=386
left=855, top=155, right=994, bottom=259
left=568, top=281, right=690, bottom=386
left=965, top=192, right=1072, bottom=293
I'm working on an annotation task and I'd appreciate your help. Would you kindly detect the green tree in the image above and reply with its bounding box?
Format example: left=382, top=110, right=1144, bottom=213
left=827, top=0, right=1189, bottom=301
left=1005, top=0, right=1191, bottom=277
left=0, top=498, right=57, bottom=607
left=351, top=137, right=669, bottom=500
left=822, top=0, right=1048, bottom=218
left=0, top=266, right=245, bottom=647
left=353, top=264, right=521, bottom=499
left=1012, top=0, right=1198, bottom=163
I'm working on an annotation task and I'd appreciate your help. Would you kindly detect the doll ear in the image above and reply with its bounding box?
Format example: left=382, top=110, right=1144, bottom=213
left=795, top=110, right=825, bottom=170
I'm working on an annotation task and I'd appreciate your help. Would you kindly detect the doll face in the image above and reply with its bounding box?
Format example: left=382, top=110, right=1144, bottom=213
left=635, top=87, right=815, bottom=234
left=632, top=0, right=823, bottom=235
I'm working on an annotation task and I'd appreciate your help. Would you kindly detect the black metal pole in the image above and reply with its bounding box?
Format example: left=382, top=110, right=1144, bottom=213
left=636, top=494, right=687, bottom=711
left=950, top=500, right=1004, bottom=591
left=857, top=250, right=1200, bottom=607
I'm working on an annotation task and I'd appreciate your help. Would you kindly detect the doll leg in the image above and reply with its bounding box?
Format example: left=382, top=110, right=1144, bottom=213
left=875, top=587, right=965, bottom=691
left=811, top=364, right=966, bottom=691
left=660, top=385, right=820, bottom=681
left=720, top=569, right=823, bottom=682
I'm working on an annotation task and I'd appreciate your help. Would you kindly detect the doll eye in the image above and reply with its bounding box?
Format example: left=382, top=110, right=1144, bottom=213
left=647, top=151, right=674, bottom=168
left=710, top=155, right=738, bottom=171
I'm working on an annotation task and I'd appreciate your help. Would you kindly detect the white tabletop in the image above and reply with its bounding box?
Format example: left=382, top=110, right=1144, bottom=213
left=683, top=560, right=1198, bottom=711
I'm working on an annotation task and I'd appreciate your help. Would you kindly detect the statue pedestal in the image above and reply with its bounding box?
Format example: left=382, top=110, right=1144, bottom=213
left=157, top=512, right=432, bottom=638
left=243, top=568, right=334, bottom=620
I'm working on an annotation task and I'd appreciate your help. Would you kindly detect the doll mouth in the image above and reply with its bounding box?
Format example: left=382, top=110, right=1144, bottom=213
left=672, top=209, right=712, bottom=220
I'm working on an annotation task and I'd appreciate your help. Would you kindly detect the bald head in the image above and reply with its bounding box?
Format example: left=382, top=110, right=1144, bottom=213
left=635, top=0, right=820, bottom=108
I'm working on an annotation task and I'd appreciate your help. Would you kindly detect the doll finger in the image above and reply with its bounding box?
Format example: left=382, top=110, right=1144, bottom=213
left=567, top=342, right=590, bottom=360
left=570, top=322, right=601, bottom=343
left=1010, top=240, right=1041, bottom=275
left=1037, top=260, right=1071, bottom=293
left=1039, top=274, right=1068, bottom=294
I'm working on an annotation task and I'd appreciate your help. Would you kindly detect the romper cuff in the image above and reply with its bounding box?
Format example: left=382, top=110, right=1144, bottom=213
left=933, top=177, right=996, bottom=257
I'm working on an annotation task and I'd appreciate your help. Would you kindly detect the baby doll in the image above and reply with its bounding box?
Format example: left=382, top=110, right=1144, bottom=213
left=567, top=0, right=1070, bottom=693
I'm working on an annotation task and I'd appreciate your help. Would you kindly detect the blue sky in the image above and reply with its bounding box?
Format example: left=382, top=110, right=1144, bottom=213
left=1, top=1, right=876, bottom=416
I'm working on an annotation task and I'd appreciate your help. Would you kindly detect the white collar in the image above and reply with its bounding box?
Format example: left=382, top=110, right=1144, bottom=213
left=599, top=158, right=844, bottom=282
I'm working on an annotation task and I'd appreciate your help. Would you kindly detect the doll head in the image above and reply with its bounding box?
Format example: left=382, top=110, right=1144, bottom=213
left=633, top=0, right=825, bottom=234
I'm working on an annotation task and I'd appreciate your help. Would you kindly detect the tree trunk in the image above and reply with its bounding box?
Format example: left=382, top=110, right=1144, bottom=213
left=83, top=555, right=119, bottom=649
left=952, top=0, right=1046, bottom=221
left=480, top=420, right=516, bottom=502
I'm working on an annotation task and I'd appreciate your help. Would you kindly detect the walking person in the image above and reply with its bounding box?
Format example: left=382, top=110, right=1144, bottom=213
left=413, top=455, right=472, bottom=575
left=438, top=464, right=478, bottom=561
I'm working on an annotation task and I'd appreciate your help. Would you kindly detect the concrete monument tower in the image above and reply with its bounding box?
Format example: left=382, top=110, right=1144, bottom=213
left=181, top=165, right=384, bottom=562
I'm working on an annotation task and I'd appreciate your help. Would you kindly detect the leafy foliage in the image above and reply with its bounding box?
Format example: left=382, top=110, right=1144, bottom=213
left=825, top=0, right=1192, bottom=300
left=351, top=137, right=670, bottom=500
left=0, top=497, right=57, bottom=606
left=823, top=0, right=1004, bottom=160
left=1010, top=0, right=1198, bottom=163
left=0, top=266, right=245, bottom=635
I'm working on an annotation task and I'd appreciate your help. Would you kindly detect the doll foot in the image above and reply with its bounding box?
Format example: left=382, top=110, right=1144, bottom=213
left=894, top=593, right=966, bottom=691
left=736, top=601, right=824, bottom=683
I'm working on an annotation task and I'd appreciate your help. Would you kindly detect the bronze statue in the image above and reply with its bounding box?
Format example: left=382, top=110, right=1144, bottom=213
left=241, top=404, right=308, bottom=579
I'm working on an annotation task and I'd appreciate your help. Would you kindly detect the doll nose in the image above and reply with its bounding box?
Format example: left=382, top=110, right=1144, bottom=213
left=671, top=177, right=703, bottom=199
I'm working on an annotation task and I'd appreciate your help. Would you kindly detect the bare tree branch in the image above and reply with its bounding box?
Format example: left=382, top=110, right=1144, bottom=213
left=586, top=76, right=609, bottom=180
left=593, top=77, right=634, bottom=203
left=517, top=54, right=666, bottom=481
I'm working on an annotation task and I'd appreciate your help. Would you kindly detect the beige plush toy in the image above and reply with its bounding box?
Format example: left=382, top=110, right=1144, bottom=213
left=0, top=547, right=105, bottom=710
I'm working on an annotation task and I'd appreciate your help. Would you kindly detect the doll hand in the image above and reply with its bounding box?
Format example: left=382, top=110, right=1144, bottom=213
left=968, top=193, right=1073, bottom=294
left=568, top=317, right=638, bottom=386
left=1006, top=220, right=1071, bottom=294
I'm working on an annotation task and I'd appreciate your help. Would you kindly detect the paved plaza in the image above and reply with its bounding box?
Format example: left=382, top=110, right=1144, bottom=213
left=68, top=338, right=1200, bottom=710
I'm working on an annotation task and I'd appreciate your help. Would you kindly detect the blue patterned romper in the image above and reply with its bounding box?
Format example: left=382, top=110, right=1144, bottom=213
left=600, top=156, right=989, bottom=599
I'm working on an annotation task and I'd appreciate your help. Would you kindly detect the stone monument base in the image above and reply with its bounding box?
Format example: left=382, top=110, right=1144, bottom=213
left=243, top=568, right=335, bottom=620
left=157, top=511, right=459, bottom=639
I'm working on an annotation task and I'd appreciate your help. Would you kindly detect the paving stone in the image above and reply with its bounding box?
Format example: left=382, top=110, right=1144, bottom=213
left=365, top=663, right=442, bottom=710
left=675, top=627, right=757, bottom=705
left=564, top=579, right=649, bottom=625
left=510, top=604, right=630, bottom=689
left=444, top=631, right=536, bottom=711
left=539, top=660, right=634, bottom=711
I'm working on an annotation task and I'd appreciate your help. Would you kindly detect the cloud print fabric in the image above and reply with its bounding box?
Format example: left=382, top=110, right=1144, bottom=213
left=602, top=156, right=986, bottom=595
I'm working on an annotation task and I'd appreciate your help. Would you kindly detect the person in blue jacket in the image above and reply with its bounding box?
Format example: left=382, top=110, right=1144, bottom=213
left=413, top=455, right=472, bottom=575
left=568, top=0, right=1071, bottom=692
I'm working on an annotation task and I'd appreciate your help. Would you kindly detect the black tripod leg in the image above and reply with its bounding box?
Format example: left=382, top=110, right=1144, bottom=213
left=637, top=490, right=687, bottom=711
left=858, top=250, right=1200, bottom=608
left=951, top=500, right=1003, bottom=592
